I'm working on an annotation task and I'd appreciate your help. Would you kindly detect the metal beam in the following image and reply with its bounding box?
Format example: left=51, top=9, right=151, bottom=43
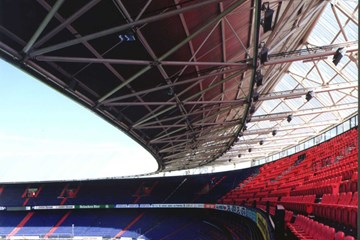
left=242, top=120, right=339, bottom=136
left=135, top=102, right=237, bottom=128
left=258, top=81, right=358, bottom=101
left=102, top=67, right=243, bottom=103
left=0, top=26, right=26, bottom=46
left=115, top=0, right=198, bottom=141
left=268, top=1, right=327, bottom=54
left=331, top=4, right=349, bottom=42
left=29, top=0, right=233, bottom=57
left=132, top=70, right=244, bottom=128
left=23, top=0, right=65, bottom=54
left=35, top=55, right=247, bottom=67
left=135, top=0, right=153, bottom=21
left=335, top=2, right=358, bottom=25
left=106, top=99, right=245, bottom=106
left=33, top=0, right=101, bottom=48
left=35, top=0, right=172, bottom=138
left=250, top=102, right=357, bottom=122
left=135, top=121, right=239, bottom=129
left=265, top=0, right=295, bottom=48
left=113, top=20, right=223, bottom=126
left=97, top=0, right=246, bottom=103
left=266, top=44, right=358, bottom=66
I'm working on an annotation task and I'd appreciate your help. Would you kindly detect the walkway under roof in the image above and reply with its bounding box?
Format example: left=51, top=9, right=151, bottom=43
left=0, top=0, right=358, bottom=174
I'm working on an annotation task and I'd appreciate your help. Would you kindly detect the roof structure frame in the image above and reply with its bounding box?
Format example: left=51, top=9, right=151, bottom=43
left=0, top=0, right=357, bottom=173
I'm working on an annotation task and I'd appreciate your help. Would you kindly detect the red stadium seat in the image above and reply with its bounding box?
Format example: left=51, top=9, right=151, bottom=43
left=335, top=231, right=345, bottom=240
left=349, top=209, right=357, bottom=229
left=323, top=226, right=335, bottom=240
left=341, top=192, right=357, bottom=227
left=335, top=191, right=353, bottom=223
left=288, top=215, right=338, bottom=240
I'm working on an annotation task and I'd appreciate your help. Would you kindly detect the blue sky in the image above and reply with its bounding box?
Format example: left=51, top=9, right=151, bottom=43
left=0, top=59, right=158, bottom=183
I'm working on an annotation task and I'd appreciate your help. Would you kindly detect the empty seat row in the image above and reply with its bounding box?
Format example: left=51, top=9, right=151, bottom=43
left=290, top=177, right=341, bottom=197
left=280, top=195, right=316, bottom=214
left=288, top=214, right=335, bottom=240
left=340, top=172, right=358, bottom=193
left=287, top=214, right=355, bottom=240
left=313, top=192, right=357, bottom=228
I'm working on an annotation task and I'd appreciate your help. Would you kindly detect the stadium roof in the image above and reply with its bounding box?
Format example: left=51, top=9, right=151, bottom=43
left=0, top=0, right=358, bottom=175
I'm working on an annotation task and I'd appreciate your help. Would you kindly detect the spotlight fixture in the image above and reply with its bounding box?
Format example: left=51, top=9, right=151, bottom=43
left=238, top=154, right=242, bottom=158
left=238, top=132, right=244, bottom=137
left=246, top=116, right=252, bottom=123
left=253, top=92, right=259, bottom=102
left=243, top=125, right=247, bottom=131
left=259, top=140, right=264, bottom=145
left=332, top=47, right=346, bottom=66
left=228, top=159, right=232, bottom=162
left=260, top=47, right=269, bottom=64
left=248, top=148, right=252, bottom=152
left=305, top=91, right=314, bottom=101
left=255, top=70, right=263, bottom=86
left=250, top=105, right=256, bottom=114
left=272, top=130, right=277, bottom=136
left=287, top=115, right=293, bottom=123
left=261, top=2, right=274, bottom=33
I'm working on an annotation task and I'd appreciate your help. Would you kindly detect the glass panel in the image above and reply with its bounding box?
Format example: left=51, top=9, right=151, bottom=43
left=315, top=135, right=323, bottom=144
left=324, top=130, right=331, bottom=140
left=288, top=147, right=295, bottom=155
left=296, top=144, right=304, bottom=152
left=304, top=141, right=309, bottom=149
left=337, top=123, right=344, bottom=134
left=350, top=116, right=356, bottom=128
left=344, top=119, right=350, bottom=131
left=330, top=128, right=337, bottom=138
left=308, top=139, right=314, bottom=148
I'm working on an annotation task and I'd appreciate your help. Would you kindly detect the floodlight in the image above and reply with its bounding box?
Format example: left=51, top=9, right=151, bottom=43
left=255, top=70, right=263, bottom=86
left=287, top=115, right=293, bottom=122
left=272, top=130, right=277, bottom=136
left=238, top=154, right=242, bottom=158
left=262, top=2, right=274, bottom=33
left=332, top=47, right=346, bottom=66
left=259, top=140, right=264, bottom=145
left=305, top=91, right=314, bottom=101
left=250, top=105, right=256, bottom=114
left=253, top=92, right=259, bottom=102
left=260, top=47, right=269, bottom=64
left=248, top=148, right=252, bottom=152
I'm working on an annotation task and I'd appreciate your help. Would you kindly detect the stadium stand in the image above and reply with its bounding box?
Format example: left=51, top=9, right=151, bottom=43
left=0, top=128, right=357, bottom=239
left=218, top=128, right=358, bottom=239
left=0, top=168, right=261, bottom=239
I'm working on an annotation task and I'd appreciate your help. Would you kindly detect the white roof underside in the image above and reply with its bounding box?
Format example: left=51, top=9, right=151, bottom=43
left=217, top=0, right=358, bottom=166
